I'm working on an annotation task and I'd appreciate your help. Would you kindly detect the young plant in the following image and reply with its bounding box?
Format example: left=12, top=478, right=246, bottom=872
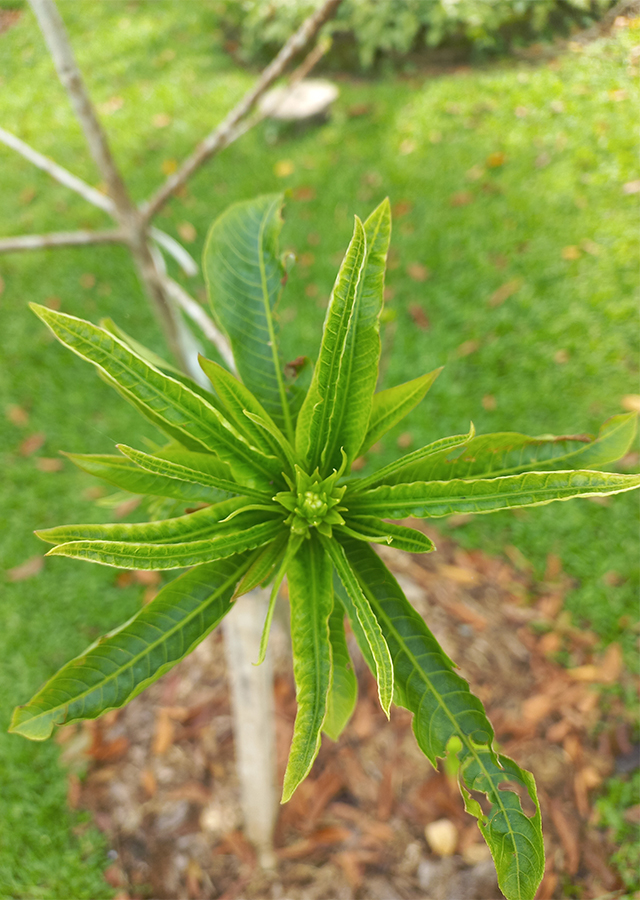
left=11, top=194, right=639, bottom=900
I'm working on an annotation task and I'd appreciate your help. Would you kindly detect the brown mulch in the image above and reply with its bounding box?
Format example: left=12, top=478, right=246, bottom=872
left=56, top=525, right=635, bottom=900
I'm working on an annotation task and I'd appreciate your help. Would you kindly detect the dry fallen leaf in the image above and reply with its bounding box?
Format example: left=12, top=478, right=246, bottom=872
left=550, top=100, right=565, bottom=113
left=6, top=555, right=44, bottom=582
left=489, top=278, right=523, bottom=308
left=424, top=819, right=458, bottom=857
left=623, top=180, right=640, bottom=195
left=515, top=105, right=528, bottom=118
left=450, top=190, right=474, bottom=207
left=298, top=251, right=314, bottom=267
left=274, top=159, right=295, bottom=178
left=152, top=112, right=172, bottom=128
left=6, top=404, right=28, bottom=426
left=554, top=349, right=570, bottom=364
left=581, top=239, right=602, bottom=256
left=561, top=245, right=581, bottom=260
left=304, top=283, right=318, bottom=298
left=597, top=642, right=622, bottom=684
left=407, top=263, right=430, bottom=282
left=19, top=432, right=45, bottom=456
left=153, top=708, right=176, bottom=755
left=486, top=151, right=506, bottom=168
left=293, top=185, right=316, bottom=201
left=99, top=96, right=124, bottom=115
left=465, top=164, right=484, bottom=181
left=392, top=200, right=412, bottom=218
left=399, top=138, right=417, bottom=155
left=622, top=394, right=640, bottom=412
left=456, top=339, right=479, bottom=358
left=408, top=304, right=430, bottom=330
left=397, top=432, right=413, bottom=449
left=482, top=394, right=497, bottom=410
left=609, top=89, right=627, bottom=101
left=178, top=221, right=197, bottom=243
left=161, top=158, right=178, bottom=175
left=45, top=295, right=61, bottom=310
left=36, top=457, right=63, bottom=473
left=80, top=273, right=96, bottom=289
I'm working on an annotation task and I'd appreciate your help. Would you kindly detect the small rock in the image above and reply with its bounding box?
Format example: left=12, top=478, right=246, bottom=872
left=425, top=818, right=458, bottom=856
left=259, top=79, right=338, bottom=121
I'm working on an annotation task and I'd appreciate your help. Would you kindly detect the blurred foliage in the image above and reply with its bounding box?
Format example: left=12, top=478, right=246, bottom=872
left=595, top=770, right=640, bottom=892
left=217, top=0, right=615, bottom=69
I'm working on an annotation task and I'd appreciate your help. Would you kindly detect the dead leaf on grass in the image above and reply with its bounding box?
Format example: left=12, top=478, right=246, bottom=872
left=621, top=394, right=640, bottom=413
left=489, top=278, right=522, bottom=307
left=407, top=263, right=430, bottom=282
left=178, top=222, right=197, bottom=243
left=36, top=457, right=63, bottom=472
left=6, top=404, right=28, bottom=426
left=6, top=555, right=44, bottom=581
left=486, top=151, right=506, bottom=168
left=408, top=304, right=430, bottom=329
left=19, top=432, right=45, bottom=455
left=450, top=190, right=474, bottom=207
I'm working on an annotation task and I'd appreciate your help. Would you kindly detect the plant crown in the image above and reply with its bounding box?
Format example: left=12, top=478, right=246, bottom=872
left=11, top=194, right=640, bottom=900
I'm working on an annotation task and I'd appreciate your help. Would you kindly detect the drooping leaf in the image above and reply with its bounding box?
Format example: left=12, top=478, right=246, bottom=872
left=31, top=304, right=281, bottom=489
left=382, top=414, right=638, bottom=485
left=203, top=193, right=295, bottom=441
left=9, top=555, right=252, bottom=741
left=359, top=367, right=442, bottom=455
left=323, top=605, right=357, bottom=741
left=286, top=355, right=314, bottom=422
left=348, top=470, right=640, bottom=519
left=233, top=532, right=288, bottom=599
left=351, top=425, right=475, bottom=492
left=296, top=200, right=391, bottom=475
left=320, top=534, right=393, bottom=717
left=256, top=533, right=303, bottom=665
left=198, top=355, right=292, bottom=467
left=65, top=452, right=225, bottom=504
left=36, top=497, right=249, bottom=546
left=339, top=516, right=435, bottom=553
left=343, top=539, right=544, bottom=900
left=116, top=444, right=269, bottom=502
left=282, top=534, right=333, bottom=802
left=45, top=518, right=284, bottom=570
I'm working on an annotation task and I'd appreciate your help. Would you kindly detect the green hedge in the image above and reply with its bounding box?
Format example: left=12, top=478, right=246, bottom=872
left=217, top=0, right=614, bottom=69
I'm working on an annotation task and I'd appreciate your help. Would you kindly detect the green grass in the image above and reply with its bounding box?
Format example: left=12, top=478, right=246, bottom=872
left=0, top=3, right=638, bottom=895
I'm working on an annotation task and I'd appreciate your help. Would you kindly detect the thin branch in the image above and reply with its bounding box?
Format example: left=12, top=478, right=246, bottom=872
left=162, top=277, right=237, bottom=374
left=0, top=126, right=115, bottom=214
left=141, top=0, right=342, bottom=222
left=0, top=229, right=123, bottom=253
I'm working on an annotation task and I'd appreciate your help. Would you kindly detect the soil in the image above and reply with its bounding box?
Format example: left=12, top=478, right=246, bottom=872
left=57, top=525, right=636, bottom=900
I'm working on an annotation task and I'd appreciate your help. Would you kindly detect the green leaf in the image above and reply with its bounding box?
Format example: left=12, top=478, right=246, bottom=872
left=282, top=534, right=333, bottom=802
left=198, top=355, right=293, bottom=467
left=286, top=355, right=314, bottom=423
left=203, top=193, right=295, bottom=442
left=36, top=497, right=250, bottom=546
left=116, top=444, right=269, bottom=502
left=348, top=470, right=640, bottom=519
left=323, top=604, right=357, bottom=741
left=30, top=304, right=281, bottom=489
left=359, top=368, right=442, bottom=455
left=296, top=200, right=391, bottom=475
left=320, top=534, right=393, bottom=717
left=350, top=425, right=475, bottom=492
left=256, top=533, right=303, bottom=665
left=339, top=516, right=435, bottom=553
left=342, top=539, right=544, bottom=900
left=45, top=518, right=284, bottom=570
left=9, top=555, right=252, bottom=740
left=382, top=414, right=638, bottom=485
left=233, top=532, right=288, bottom=598
left=65, top=452, right=225, bottom=504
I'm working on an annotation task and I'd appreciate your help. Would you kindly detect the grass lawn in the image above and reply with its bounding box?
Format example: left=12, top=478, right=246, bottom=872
left=0, top=3, right=638, bottom=896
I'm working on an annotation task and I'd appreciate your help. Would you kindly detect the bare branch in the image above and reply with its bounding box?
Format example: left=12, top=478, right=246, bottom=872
left=0, top=229, right=123, bottom=253
left=0, top=126, right=115, bottom=215
left=141, top=0, right=342, bottom=222
left=162, top=277, right=237, bottom=374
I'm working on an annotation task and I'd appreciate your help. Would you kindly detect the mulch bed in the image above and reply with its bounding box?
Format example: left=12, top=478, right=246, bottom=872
left=56, top=525, right=635, bottom=900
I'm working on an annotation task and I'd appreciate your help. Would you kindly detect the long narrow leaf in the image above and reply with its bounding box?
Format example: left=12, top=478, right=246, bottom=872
left=383, top=414, right=638, bottom=485
left=323, top=605, right=357, bottom=741
left=36, top=498, right=249, bottom=546
left=343, top=539, right=544, bottom=900
left=46, top=519, right=284, bottom=570
left=31, top=304, right=281, bottom=488
left=350, top=425, right=475, bottom=492
left=9, top=555, right=252, bottom=740
left=348, top=470, right=640, bottom=519
left=116, top=444, right=269, bottom=501
left=203, top=194, right=295, bottom=441
left=295, top=216, right=368, bottom=473
left=233, top=532, right=288, bottom=599
left=282, top=534, right=333, bottom=802
left=321, top=534, right=393, bottom=717
left=359, top=368, right=442, bottom=455
left=65, top=452, right=225, bottom=504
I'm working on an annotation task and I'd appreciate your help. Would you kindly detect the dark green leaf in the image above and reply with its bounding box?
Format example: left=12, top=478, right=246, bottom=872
left=9, top=555, right=252, bottom=740
left=203, top=193, right=295, bottom=441
left=323, top=605, right=357, bottom=741
left=339, top=516, right=435, bottom=553
left=343, top=539, right=544, bottom=900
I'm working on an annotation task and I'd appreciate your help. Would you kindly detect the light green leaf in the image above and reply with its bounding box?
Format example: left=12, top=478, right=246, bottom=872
left=348, top=470, right=640, bottom=519
left=198, top=355, right=292, bottom=467
left=323, top=605, right=357, bottom=741
left=359, top=368, right=442, bottom=455
left=203, top=193, right=295, bottom=442
left=65, top=452, right=225, bottom=504
left=296, top=200, right=392, bottom=475
left=256, top=533, right=303, bottom=665
left=320, top=534, right=393, bottom=717
left=282, top=534, right=333, bottom=802
left=343, top=539, right=544, bottom=900
left=9, top=555, right=252, bottom=740
left=286, top=355, right=314, bottom=423
left=46, top=518, right=284, bottom=570
left=350, top=425, right=475, bottom=492
left=30, top=304, right=281, bottom=489
left=383, top=414, right=638, bottom=485
left=116, top=444, right=269, bottom=502
left=36, top=497, right=249, bottom=546
left=339, top=516, right=435, bottom=553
